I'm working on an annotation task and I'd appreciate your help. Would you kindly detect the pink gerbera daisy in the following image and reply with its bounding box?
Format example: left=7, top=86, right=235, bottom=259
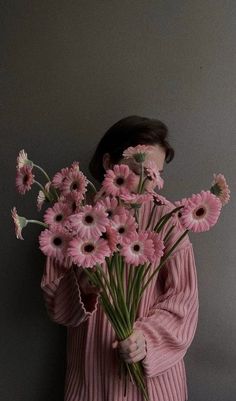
left=43, top=202, right=71, bottom=227
left=144, top=160, right=164, bottom=190
left=39, top=225, right=71, bottom=263
left=119, top=192, right=153, bottom=205
left=100, top=224, right=119, bottom=253
left=37, top=182, right=52, bottom=211
left=70, top=161, right=80, bottom=172
left=145, top=231, right=165, bottom=264
left=59, top=191, right=84, bottom=214
left=179, top=190, right=222, bottom=233
left=51, top=167, right=70, bottom=190
left=68, top=236, right=111, bottom=268
left=67, top=204, right=109, bottom=240
left=151, top=191, right=173, bottom=207
left=102, top=164, right=137, bottom=196
left=210, top=173, right=230, bottom=206
left=96, top=196, right=128, bottom=219
left=11, top=207, right=28, bottom=240
left=61, top=169, right=88, bottom=197
left=16, top=165, right=35, bottom=194
left=120, top=231, right=154, bottom=267
left=16, top=149, right=32, bottom=170
left=122, top=145, right=155, bottom=163
left=110, top=213, right=138, bottom=245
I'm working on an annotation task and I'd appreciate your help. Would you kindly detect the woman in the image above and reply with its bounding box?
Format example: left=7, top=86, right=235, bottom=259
left=41, top=115, right=199, bottom=401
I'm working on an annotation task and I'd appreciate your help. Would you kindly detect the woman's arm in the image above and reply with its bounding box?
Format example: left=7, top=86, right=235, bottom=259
left=133, top=242, right=199, bottom=377
left=40, top=256, right=99, bottom=327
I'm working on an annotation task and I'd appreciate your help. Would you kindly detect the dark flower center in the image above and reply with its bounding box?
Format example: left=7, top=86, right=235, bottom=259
left=116, top=177, right=125, bottom=186
left=23, top=174, right=29, bottom=184
left=53, top=237, right=62, bottom=246
left=133, top=244, right=140, bottom=252
left=107, top=209, right=112, bottom=218
left=55, top=214, right=63, bottom=222
left=71, top=181, right=79, bottom=190
left=195, top=207, right=205, bottom=217
left=84, top=244, right=95, bottom=253
left=85, top=215, right=94, bottom=224
left=101, top=232, right=108, bottom=240
left=118, top=227, right=125, bottom=234
left=72, top=202, right=77, bottom=212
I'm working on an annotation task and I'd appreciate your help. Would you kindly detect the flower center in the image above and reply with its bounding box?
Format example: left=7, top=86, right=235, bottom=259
left=101, top=232, right=108, bottom=240
left=55, top=214, right=63, bottom=222
left=116, top=176, right=125, bottom=186
left=133, top=244, right=140, bottom=252
left=23, top=174, right=29, bottom=184
left=118, top=227, right=125, bottom=234
left=71, top=181, right=80, bottom=190
left=53, top=237, right=62, bottom=246
left=72, top=202, right=77, bottom=212
left=85, top=215, right=94, bottom=224
left=84, top=244, right=95, bottom=253
left=195, top=207, right=206, bottom=217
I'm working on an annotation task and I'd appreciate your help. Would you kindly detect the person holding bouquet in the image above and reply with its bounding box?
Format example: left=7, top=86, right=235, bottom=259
left=40, top=115, right=199, bottom=401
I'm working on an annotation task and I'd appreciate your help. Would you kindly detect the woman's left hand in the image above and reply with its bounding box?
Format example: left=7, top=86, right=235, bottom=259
left=112, top=329, right=147, bottom=364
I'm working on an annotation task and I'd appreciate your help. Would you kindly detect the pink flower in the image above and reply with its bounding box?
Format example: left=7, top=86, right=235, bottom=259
left=11, top=207, right=28, bottom=240
left=67, top=204, right=109, bottom=240
left=151, top=192, right=173, bottom=207
left=16, top=149, right=32, bottom=170
left=120, top=231, right=154, bottom=266
left=119, top=192, right=153, bottom=205
left=179, top=190, right=222, bottom=232
left=52, top=167, right=70, bottom=190
left=39, top=225, right=71, bottom=263
left=59, top=191, right=84, bottom=214
left=145, top=231, right=165, bottom=264
left=110, top=213, right=138, bottom=245
left=43, top=202, right=71, bottom=227
left=144, top=160, right=164, bottom=190
left=102, top=164, right=137, bottom=196
left=100, top=225, right=119, bottom=253
left=16, top=165, right=35, bottom=194
left=210, top=173, right=230, bottom=206
left=37, top=182, right=52, bottom=211
left=68, top=237, right=111, bottom=268
left=70, top=161, right=80, bottom=172
left=122, top=145, right=155, bottom=163
left=61, top=170, right=88, bottom=198
left=96, top=196, right=128, bottom=219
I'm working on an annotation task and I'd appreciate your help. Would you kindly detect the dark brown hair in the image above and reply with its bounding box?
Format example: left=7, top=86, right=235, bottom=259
left=89, top=115, right=174, bottom=183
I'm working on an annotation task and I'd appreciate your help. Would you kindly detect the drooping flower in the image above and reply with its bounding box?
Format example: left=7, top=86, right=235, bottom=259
left=151, top=191, right=173, bottom=207
left=37, top=182, right=52, bottom=211
left=38, top=225, right=72, bottom=263
left=61, top=169, right=88, bottom=198
left=67, top=204, right=109, bottom=240
left=16, top=165, right=35, bottom=194
left=110, top=213, right=138, bottom=245
left=210, top=173, right=230, bottom=206
left=11, top=207, right=28, bottom=240
left=16, top=149, right=33, bottom=170
left=43, top=202, right=71, bottom=227
left=179, top=190, right=222, bottom=233
left=119, top=192, right=153, bottom=206
left=122, top=145, right=155, bottom=163
left=102, top=164, right=137, bottom=196
left=120, top=231, right=154, bottom=266
left=145, top=231, right=165, bottom=264
left=144, top=160, right=164, bottom=190
left=68, top=236, right=111, bottom=268
left=51, top=167, right=70, bottom=190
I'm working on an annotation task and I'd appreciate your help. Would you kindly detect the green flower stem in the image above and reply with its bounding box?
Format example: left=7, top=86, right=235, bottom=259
left=140, top=176, right=149, bottom=193
left=163, top=224, right=175, bottom=243
left=154, top=206, right=183, bottom=233
left=140, top=229, right=189, bottom=296
left=34, top=180, right=46, bottom=192
left=33, top=164, right=51, bottom=181
left=130, top=264, right=146, bottom=326
left=137, top=163, right=144, bottom=193
left=87, top=180, right=97, bottom=194
left=145, top=203, right=157, bottom=230
left=115, top=254, right=132, bottom=332
left=27, top=220, right=48, bottom=228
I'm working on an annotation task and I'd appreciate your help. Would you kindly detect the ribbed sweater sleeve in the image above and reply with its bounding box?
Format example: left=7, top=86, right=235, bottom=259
left=40, top=256, right=99, bottom=327
left=134, top=242, right=199, bottom=378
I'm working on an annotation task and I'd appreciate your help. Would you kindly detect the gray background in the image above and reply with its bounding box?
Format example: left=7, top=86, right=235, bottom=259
left=1, top=1, right=236, bottom=400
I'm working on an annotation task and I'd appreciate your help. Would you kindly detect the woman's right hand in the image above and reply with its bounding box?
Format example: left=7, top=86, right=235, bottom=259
left=78, top=270, right=101, bottom=295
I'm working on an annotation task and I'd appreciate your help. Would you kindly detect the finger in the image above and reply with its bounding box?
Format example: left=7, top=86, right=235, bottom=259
left=123, top=350, right=147, bottom=364
left=112, top=340, right=118, bottom=349
left=118, top=341, right=137, bottom=353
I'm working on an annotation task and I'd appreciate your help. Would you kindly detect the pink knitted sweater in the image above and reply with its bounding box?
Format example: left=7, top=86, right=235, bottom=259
left=41, top=198, right=199, bottom=401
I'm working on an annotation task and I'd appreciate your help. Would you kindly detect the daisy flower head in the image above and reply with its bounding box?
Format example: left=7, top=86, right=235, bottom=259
left=119, top=192, right=153, bottom=206
left=120, top=231, right=154, bottom=267
left=102, top=164, right=137, bottom=196
left=179, top=190, right=222, bottom=233
left=145, top=231, right=165, bottom=264
left=39, top=225, right=71, bottom=263
left=122, top=145, right=155, bottom=163
left=100, top=224, right=119, bottom=253
left=37, top=181, right=52, bottom=211
left=70, top=161, right=80, bottom=172
left=144, top=160, right=164, bottom=190
left=110, top=212, right=138, bottom=245
left=68, top=236, right=111, bottom=268
left=51, top=167, right=70, bottom=190
left=67, top=203, right=109, bottom=240
left=151, top=192, right=173, bottom=207
left=59, top=191, right=84, bottom=214
left=11, top=207, right=28, bottom=240
left=96, top=196, right=127, bottom=219
left=43, top=202, right=71, bottom=228
left=61, top=169, right=88, bottom=198
left=16, top=165, right=35, bottom=194
left=210, top=173, right=230, bottom=206
left=16, top=149, right=33, bottom=170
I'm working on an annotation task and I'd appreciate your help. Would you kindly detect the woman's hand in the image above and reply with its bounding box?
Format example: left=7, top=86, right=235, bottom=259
left=77, top=269, right=101, bottom=295
left=112, top=329, right=147, bottom=364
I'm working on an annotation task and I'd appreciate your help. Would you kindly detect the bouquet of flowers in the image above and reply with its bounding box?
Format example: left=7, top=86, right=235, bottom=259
left=11, top=146, right=230, bottom=401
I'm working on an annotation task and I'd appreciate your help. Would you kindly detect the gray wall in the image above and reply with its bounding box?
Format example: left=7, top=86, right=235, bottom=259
left=2, top=1, right=235, bottom=400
